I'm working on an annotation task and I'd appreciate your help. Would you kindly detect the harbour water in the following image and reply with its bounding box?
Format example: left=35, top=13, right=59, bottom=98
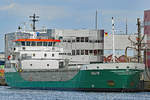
left=0, top=86, right=150, bottom=100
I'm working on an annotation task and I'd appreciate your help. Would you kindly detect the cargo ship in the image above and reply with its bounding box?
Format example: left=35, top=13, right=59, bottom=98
left=4, top=14, right=145, bottom=91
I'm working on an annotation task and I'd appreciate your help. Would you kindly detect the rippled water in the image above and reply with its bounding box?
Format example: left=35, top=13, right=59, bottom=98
left=0, top=86, right=150, bottom=100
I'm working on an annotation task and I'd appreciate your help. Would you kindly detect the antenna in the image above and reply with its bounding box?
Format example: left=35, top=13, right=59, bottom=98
left=126, top=17, right=128, bottom=35
left=112, top=17, right=115, bottom=63
left=95, top=10, right=98, bottom=30
left=23, top=22, right=26, bottom=32
left=137, top=18, right=141, bottom=63
left=29, top=13, right=39, bottom=31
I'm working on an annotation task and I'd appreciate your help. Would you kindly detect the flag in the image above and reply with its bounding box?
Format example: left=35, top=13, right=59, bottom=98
left=105, top=32, right=108, bottom=36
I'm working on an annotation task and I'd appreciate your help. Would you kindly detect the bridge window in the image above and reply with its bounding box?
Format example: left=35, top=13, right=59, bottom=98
left=48, top=42, right=52, bottom=46
left=37, top=42, right=42, bottom=46
left=31, top=41, right=36, bottom=46
left=43, top=42, right=47, bottom=46
left=21, top=41, right=25, bottom=46
left=26, top=41, right=30, bottom=46
left=53, top=42, right=56, bottom=46
left=16, top=41, right=21, bottom=46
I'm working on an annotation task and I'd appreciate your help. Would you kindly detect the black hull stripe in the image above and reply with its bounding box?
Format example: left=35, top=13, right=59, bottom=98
left=10, top=87, right=144, bottom=92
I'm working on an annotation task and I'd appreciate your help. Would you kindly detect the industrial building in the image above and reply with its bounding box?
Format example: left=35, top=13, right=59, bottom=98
left=104, top=34, right=146, bottom=57
left=144, top=10, right=150, bottom=68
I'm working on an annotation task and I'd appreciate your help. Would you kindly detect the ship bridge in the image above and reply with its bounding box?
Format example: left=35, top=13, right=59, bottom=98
left=12, top=38, right=62, bottom=51
left=6, top=38, right=65, bottom=70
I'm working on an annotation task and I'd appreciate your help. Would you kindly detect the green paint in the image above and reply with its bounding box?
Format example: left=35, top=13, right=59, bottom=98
left=5, top=69, right=142, bottom=90
left=0, top=65, right=4, bottom=69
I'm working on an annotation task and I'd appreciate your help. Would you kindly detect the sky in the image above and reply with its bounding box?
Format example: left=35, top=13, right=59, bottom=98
left=0, top=0, right=150, bottom=52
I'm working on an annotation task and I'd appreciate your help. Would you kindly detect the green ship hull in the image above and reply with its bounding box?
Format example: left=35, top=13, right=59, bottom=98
left=5, top=69, right=143, bottom=91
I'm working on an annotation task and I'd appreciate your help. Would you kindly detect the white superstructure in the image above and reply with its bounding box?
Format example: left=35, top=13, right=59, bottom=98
left=5, top=29, right=104, bottom=70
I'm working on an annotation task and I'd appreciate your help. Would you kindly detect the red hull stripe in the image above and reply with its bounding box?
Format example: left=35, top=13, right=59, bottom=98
left=13, top=39, right=61, bottom=42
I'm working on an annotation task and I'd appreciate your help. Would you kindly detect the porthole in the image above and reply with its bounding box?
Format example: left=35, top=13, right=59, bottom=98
left=52, top=54, right=54, bottom=57
left=116, top=66, right=119, bottom=68
left=22, top=47, right=25, bottom=50
left=30, top=64, right=32, bottom=66
left=33, top=53, right=35, bottom=56
left=97, top=66, right=99, bottom=69
left=44, top=53, right=47, bottom=57
left=47, top=64, right=49, bottom=66
left=127, top=66, right=129, bottom=69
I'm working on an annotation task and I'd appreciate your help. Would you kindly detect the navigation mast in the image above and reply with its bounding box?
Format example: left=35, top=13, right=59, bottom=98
left=126, top=17, right=128, bottom=35
left=137, top=18, right=142, bottom=63
left=95, top=10, right=98, bottom=30
left=29, top=13, right=39, bottom=31
left=112, top=17, right=115, bottom=62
